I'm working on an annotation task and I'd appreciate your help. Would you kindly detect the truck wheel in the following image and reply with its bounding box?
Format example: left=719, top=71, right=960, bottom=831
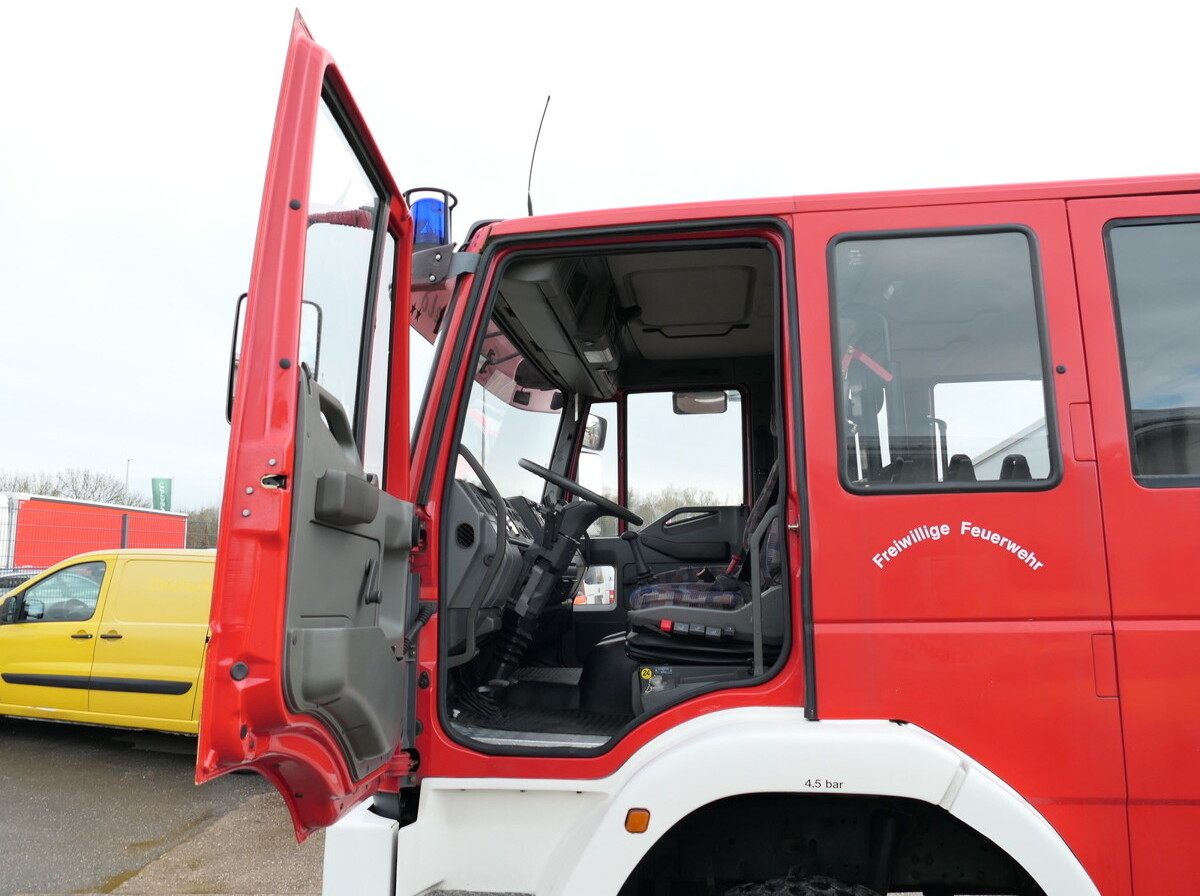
left=725, top=873, right=880, bottom=896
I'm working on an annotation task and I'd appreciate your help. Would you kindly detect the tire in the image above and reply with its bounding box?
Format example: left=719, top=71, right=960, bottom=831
left=725, top=873, right=880, bottom=896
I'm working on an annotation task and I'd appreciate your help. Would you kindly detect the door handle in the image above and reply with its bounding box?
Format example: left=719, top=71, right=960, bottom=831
left=99, top=632, right=123, bottom=640
left=70, top=633, right=93, bottom=640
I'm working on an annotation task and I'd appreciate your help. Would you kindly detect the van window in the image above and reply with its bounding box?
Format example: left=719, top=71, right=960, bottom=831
left=1107, top=219, right=1200, bottom=482
left=19, top=561, right=106, bottom=622
left=832, top=230, right=1052, bottom=488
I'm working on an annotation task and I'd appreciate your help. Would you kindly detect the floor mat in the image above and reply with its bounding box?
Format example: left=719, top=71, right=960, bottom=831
left=453, top=700, right=630, bottom=737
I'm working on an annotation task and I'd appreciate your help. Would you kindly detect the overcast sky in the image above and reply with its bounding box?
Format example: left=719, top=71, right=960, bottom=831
left=2, top=0, right=1198, bottom=511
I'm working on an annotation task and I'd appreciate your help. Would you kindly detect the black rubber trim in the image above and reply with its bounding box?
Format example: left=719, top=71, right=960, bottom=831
left=779, top=230, right=817, bottom=721
left=2, top=673, right=192, bottom=696
left=2, top=673, right=90, bottom=690
left=88, top=677, right=193, bottom=695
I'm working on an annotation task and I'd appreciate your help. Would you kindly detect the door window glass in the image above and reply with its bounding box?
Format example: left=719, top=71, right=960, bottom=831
left=1108, top=219, right=1200, bottom=482
left=363, top=232, right=396, bottom=480
left=832, top=230, right=1052, bottom=488
left=626, top=390, right=744, bottom=527
left=18, top=561, right=106, bottom=622
left=302, top=101, right=386, bottom=454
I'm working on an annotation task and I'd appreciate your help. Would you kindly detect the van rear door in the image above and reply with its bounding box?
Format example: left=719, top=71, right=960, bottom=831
left=196, top=14, right=417, bottom=838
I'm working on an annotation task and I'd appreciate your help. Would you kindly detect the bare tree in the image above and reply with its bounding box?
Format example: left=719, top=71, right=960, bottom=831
left=185, top=506, right=220, bottom=549
left=0, top=468, right=150, bottom=507
left=54, top=468, right=151, bottom=507
left=0, top=470, right=58, bottom=494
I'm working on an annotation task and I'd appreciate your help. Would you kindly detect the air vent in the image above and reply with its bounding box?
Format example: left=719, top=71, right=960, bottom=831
left=455, top=523, right=476, bottom=548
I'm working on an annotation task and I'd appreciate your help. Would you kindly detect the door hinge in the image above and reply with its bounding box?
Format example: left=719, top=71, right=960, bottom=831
left=411, top=247, right=479, bottom=286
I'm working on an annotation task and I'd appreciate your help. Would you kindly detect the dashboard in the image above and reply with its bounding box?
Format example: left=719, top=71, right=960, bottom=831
left=442, top=479, right=584, bottom=665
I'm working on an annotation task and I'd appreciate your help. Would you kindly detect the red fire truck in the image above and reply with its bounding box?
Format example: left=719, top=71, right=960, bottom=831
left=197, top=15, right=1199, bottom=896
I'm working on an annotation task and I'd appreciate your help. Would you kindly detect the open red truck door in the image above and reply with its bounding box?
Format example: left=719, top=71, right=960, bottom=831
left=196, top=13, right=416, bottom=838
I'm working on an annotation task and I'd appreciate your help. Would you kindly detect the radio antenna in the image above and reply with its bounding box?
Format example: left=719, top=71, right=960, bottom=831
left=526, top=95, right=551, bottom=216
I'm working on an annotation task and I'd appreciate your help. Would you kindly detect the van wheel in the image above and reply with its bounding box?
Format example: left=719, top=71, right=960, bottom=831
left=725, top=873, right=880, bottom=896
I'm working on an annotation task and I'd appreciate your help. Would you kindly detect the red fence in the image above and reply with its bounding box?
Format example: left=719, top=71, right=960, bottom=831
left=1, top=496, right=188, bottom=570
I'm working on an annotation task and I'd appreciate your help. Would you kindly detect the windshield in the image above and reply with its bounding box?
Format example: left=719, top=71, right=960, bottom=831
left=457, top=326, right=563, bottom=500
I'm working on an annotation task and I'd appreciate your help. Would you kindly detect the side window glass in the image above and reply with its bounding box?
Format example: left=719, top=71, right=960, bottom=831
left=409, top=274, right=456, bottom=440
left=19, top=561, right=106, bottom=622
left=363, top=232, right=396, bottom=480
left=832, top=230, right=1052, bottom=488
left=575, top=403, right=619, bottom=613
left=626, top=390, right=744, bottom=527
left=578, top=402, right=620, bottom=537
left=303, top=101, right=387, bottom=460
left=1108, top=219, right=1200, bottom=482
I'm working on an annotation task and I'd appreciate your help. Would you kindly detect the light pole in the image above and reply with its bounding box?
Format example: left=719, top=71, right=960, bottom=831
left=125, top=458, right=133, bottom=504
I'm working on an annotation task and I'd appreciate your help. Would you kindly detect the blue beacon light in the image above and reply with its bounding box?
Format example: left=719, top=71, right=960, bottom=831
left=412, top=197, right=445, bottom=246
left=405, top=188, right=458, bottom=247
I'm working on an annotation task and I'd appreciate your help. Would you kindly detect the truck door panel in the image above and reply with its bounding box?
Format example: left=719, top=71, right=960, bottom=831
left=1068, top=193, right=1200, bottom=895
left=196, top=14, right=416, bottom=838
left=794, top=201, right=1130, bottom=896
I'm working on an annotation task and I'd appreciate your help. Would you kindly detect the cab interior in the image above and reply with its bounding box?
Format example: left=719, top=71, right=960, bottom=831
left=435, top=232, right=789, bottom=750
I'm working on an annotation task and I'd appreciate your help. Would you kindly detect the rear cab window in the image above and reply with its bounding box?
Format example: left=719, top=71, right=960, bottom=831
left=831, top=230, right=1054, bottom=489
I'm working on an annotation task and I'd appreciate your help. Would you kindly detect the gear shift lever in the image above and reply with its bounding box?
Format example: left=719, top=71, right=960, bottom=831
left=620, top=530, right=654, bottom=584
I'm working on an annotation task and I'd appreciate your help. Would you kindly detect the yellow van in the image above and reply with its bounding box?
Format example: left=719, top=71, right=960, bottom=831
left=0, top=549, right=214, bottom=734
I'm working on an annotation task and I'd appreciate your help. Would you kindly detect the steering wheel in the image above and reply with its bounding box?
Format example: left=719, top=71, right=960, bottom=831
left=60, top=599, right=90, bottom=620
left=519, top=458, right=643, bottom=526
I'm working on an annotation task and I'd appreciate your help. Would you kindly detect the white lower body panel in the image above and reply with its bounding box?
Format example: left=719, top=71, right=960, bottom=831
left=322, top=707, right=1099, bottom=896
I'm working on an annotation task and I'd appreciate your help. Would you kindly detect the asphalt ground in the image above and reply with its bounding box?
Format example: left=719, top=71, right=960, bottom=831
left=0, top=716, right=322, bottom=895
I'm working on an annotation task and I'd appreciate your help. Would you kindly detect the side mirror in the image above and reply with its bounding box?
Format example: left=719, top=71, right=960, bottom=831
left=2, top=594, right=25, bottom=624
left=227, top=294, right=323, bottom=423
left=582, top=414, right=607, bottom=452
left=226, top=294, right=246, bottom=424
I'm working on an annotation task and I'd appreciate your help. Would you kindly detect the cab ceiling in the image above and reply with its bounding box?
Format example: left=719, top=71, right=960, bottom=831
left=495, top=244, right=777, bottom=398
